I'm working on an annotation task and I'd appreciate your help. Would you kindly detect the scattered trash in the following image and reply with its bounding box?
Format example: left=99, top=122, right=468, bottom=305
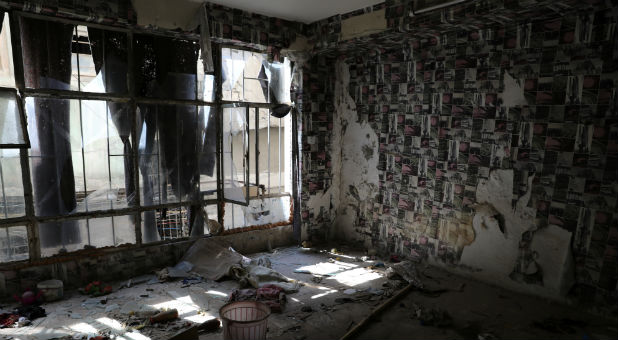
left=229, top=284, right=287, bottom=313
left=0, top=314, right=19, bottom=328
left=181, top=277, right=204, bottom=287
left=121, top=275, right=158, bottom=289
left=229, top=263, right=302, bottom=293
left=149, top=309, right=179, bottom=323
left=15, top=305, right=46, bottom=321
left=252, top=256, right=272, bottom=268
left=16, top=317, right=30, bottom=327
left=389, top=261, right=424, bottom=288
left=37, top=279, right=64, bottom=302
left=311, top=276, right=323, bottom=283
left=166, top=261, right=194, bottom=278
left=80, top=281, right=113, bottom=297
left=373, top=262, right=385, bottom=268
left=415, top=307, right=452, bottom=328
left=197, top=318, right=221, bottom=332
left=14, top=289, right=43, bottom=306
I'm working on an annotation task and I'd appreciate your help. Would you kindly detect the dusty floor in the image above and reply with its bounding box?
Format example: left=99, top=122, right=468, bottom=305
left=0, top=246, right=616, bottom=340
left=357, top=266, right=618, bottom=340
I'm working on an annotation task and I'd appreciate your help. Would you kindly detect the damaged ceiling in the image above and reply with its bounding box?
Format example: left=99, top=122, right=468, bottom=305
left=206, top=0, right=385, bottom=23
left=131, top=0, right=385, bottom=28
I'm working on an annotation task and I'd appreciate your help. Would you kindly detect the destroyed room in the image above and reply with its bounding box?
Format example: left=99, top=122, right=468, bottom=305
left=0, top=0, right=616, bottom=339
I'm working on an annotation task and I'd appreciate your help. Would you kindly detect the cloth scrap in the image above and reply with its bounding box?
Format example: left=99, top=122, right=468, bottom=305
left=229, top=284, right=286, bottom=313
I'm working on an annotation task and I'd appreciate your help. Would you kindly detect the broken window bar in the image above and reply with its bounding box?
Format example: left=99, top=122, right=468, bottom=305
left=268, top=109, right=271, bottom=196
left=127, top=29, right=142, bottom=246
left=214, top=42, right=224, bottom=227
left=0, top=164, right=7, bottom=219
left=255, top=107, right=259, bottom=191
left=74, top=26, right=92, bottom=245
left=278, top=117, right=282, bottom=193
left=104, top=100, right=117, bottom=243
left=9, top=11, right=40, bottom=260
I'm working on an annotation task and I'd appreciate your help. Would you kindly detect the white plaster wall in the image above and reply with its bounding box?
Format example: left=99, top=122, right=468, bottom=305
left=332, top=61, right=380, bottom=247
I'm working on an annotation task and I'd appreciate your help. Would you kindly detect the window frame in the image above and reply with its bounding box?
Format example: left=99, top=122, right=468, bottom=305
left=217, top=45, right=294, bottom=231
left=0, top=11, right=296, bottom=264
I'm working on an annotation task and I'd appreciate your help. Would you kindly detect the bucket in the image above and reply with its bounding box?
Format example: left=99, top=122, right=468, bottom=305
left=37, top=279, right=63, bottom=302
left=219, top=301, right=271, bottom=340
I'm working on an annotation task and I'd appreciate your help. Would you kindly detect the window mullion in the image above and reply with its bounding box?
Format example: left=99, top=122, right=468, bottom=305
left=9, top=12, right=40, bottom=260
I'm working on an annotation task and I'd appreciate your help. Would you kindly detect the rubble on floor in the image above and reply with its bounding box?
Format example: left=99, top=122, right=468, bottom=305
left=0, top=244, right=398, bottom=339
left=2, top=243, right=612, bottom=340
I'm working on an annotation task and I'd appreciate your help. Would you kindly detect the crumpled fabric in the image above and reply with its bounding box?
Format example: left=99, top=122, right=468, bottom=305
left=229, top=284, right=286, bottom=313
left=228, top=264, right=301, bottom=293
left=15, top=305, right=46, bottom=321
left=0, top=314, right=19, bottom=328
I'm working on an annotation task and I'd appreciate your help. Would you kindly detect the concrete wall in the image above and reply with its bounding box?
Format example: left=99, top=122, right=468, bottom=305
left=325, top=9, right=618, bottom=308
left=0, top=225, right=293, bottom=299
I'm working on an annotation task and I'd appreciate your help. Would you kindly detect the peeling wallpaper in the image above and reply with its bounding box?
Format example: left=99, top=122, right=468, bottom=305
left=324, top=7, right=618, bottom=303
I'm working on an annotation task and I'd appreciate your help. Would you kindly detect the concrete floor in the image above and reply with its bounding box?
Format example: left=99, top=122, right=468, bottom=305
left=358, top=266, right=618, bottom=340
left=0, top=246, right=615, bottom=340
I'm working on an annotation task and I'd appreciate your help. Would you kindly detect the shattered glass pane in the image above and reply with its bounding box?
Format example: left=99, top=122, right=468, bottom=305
left=0, top=90, right=25, bottom=145
left=0, top=149, right=25, bottom=219
left=39, top=215, right=136, bottom=257
left=222, top=106, right=248, bottom=203
left=199, top=106, right=217, bottom=200
left=0, top=13, right=15, bottom=88
left=0, top=225, right=28, bottom=262
left=138, top=104, right=201, bottom=206
left=26, top=98, right=133, bottom=216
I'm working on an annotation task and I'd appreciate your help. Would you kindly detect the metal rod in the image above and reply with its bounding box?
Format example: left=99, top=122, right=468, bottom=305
left=33, top=201, right=201, bottom=224
left=255, top=107, right=259, bottom=189
left=10, top=11, right=40, bottom=260
left=104, top=100, right=117, bottom=244
left=267, top=109, right=271, bottom=195
left=75, top=27, right=92, bottom=246
left=214, top=43, right=224, bottom=227
left=0, top=155, right=8, bottom=219
left=22, top=89, right=216, bottom=106
left=278, top=117, right=281, bottom=193
left=128, top=29, right=142, bottom=246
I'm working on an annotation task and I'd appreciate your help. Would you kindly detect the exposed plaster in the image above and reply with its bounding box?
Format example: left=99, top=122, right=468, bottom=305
left=459, top=169, right=574, bottom=296
left=500, top=70, right=527, bottom=107
left=333, top=60, right=380, bottom=247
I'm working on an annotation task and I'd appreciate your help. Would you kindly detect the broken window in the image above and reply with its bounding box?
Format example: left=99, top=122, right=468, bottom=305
left=0, top=12, right=296, bottom=263
left=0, top=13, right=28, bottom=263
left=221, top=48, right=293, bottom=231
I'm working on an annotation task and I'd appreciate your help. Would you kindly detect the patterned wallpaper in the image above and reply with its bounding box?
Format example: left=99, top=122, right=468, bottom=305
left=330, top=6, right=618, bottom=302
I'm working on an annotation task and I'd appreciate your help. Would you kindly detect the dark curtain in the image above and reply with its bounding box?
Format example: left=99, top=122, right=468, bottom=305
left=19, top=17, right=80, bottom=247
